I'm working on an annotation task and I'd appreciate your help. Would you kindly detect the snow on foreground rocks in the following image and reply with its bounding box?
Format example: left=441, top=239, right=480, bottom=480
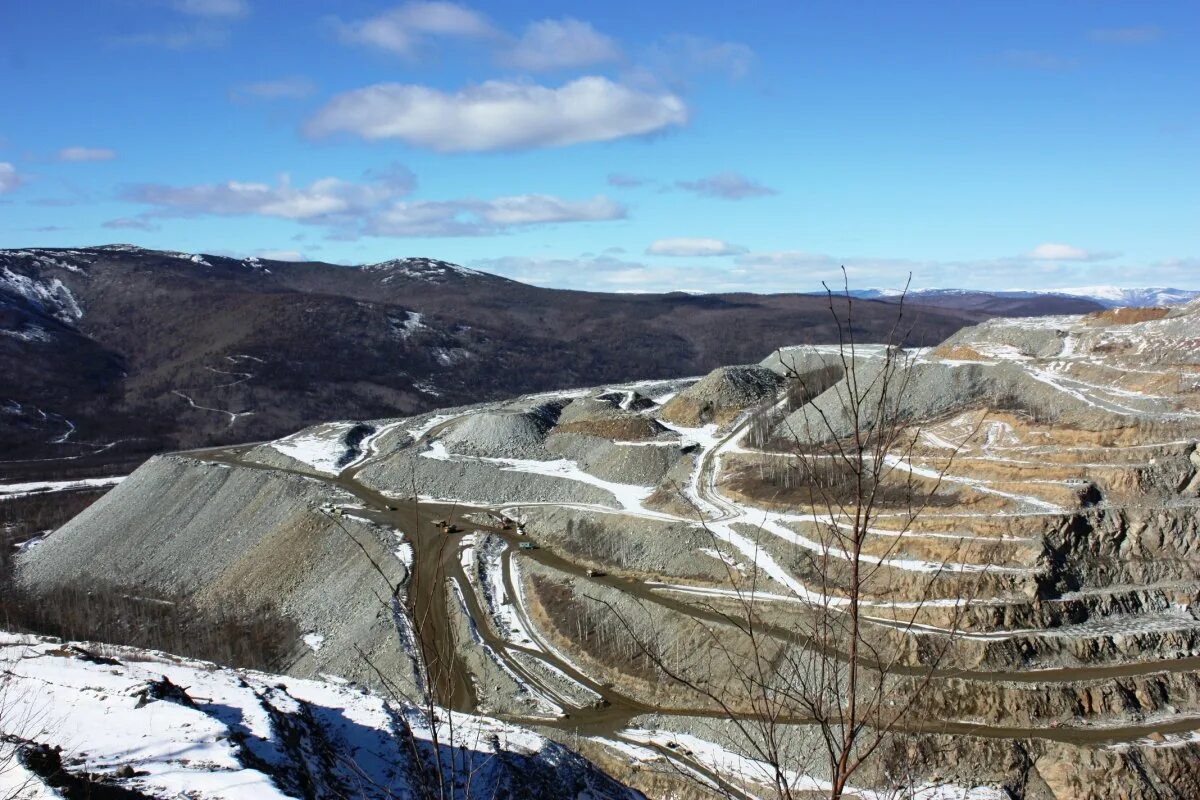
left=0, top=633, right=640, bottom=800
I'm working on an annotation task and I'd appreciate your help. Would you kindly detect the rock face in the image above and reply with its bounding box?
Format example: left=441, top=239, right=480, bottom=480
left=659, top=364, right=783, bottom=425
left=15, top=301, right=1200, bottom=799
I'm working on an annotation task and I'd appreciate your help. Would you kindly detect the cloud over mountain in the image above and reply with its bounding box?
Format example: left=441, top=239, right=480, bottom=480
left=647, top=237, right=745, bottom=257
left=305, top=77, right=687, bottom=152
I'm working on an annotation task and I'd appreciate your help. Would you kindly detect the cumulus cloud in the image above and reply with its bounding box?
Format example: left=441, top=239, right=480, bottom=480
left=230, top=77, right=315, bottom=101
left=676, top=171, right=776, bottom=200
left=646, top=237, right=745, bottom=257
left=334, top=2, right=497, bottom=57
left=1029, top=242, right=1118, bottom=261
left=120, top=166, right=622, bottom=238
left=502, top=18, right=621, bottom=71
left=57, top=146, right=117, bottom=162
left=0, top=162, right=23, bottom=194
left=306, top=77, right=687, bottom=152
left=1089, top=26, right=1160, bottom=44
left=174, top=0, right=248, bottom=17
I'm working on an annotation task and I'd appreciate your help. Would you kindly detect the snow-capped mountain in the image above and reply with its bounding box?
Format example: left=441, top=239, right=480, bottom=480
left=1044, top=286, right=1200, bottom=308
left=0, top=244, right=1124, bottom=477
left=846, top=286, right=1200, bottom=308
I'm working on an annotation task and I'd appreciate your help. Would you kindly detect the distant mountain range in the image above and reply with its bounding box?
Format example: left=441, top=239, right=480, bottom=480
left=0, top=244, right=1155, bottom=479
left=843, top=286, right=1200, bottom=310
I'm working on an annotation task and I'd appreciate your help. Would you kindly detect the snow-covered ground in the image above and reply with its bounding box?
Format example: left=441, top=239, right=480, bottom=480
left=0, top=633, right=637, bottom=800
left=616, top=728, right=1009, bottom=800
left=268, top=423, right=360, bottom=475
left=0, top=476, right=124, bottom=499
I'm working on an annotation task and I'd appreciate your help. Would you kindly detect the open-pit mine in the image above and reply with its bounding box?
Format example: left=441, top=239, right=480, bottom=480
left=15, top=299, right=1200, bottom=799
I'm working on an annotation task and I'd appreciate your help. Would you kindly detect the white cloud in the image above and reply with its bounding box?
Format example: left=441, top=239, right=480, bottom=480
left=502, top=18, right=621, bottom=71
left=334, top=2, right=496, bottom=57
left=645, top=35, right=755, bottom=82
left=255, top=249, right=306, bottom=261
left=366, top=193, right=625, bottom=236
left=481, top=194, right=622, bottom=225
left=230, top=77, right=315, bottom=101
left=0, top=162, right=23, bottom=194
left=1029, top=242, right=1117, bottom=261
left=306, top=76, right=686, bottom=152
left=57, top=146, right=117, bottom=162
left=646, top=237, right=745, bottom=257
left=472, top=249, right=1200, bottom=294
left=124, top=168, right=415, bottom=221
left=121, top=167, right=622, bottom=238
left=1089, top=26, right=1160, bottom=44
left=175, top=0, right=248, bottom=17
left=676, top=171, right=776, bottom=200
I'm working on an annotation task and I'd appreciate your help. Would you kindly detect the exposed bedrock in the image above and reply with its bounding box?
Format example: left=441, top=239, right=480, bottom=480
left=1039, top=506, right=1200, bottom=595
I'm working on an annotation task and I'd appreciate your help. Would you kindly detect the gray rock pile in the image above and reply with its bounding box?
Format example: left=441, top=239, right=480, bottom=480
left=659, top=364, right=783, bottom=426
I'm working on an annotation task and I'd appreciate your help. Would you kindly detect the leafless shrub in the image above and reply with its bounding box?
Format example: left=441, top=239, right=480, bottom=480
left=0, top=577, right=298, bottom=673
left=594, top=272, right=987, bottom=799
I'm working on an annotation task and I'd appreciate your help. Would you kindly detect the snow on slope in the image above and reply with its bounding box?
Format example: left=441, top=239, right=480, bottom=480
left=268, top=423, right=363, bottom=475
left=0, top=266, right=83, bottom=322
left=847, top=286, right=1200, bottom=308
left=0, top=476, right=124, bottom=499
left=0, top=633, right=639, bottom=800
left=1047, top=286, right=1200, bottom=308
left=362, top=257, right=485, bottom=281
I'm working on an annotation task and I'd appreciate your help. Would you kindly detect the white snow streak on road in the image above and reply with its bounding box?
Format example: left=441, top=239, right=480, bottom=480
left=172, top=390, right=254, bottom=426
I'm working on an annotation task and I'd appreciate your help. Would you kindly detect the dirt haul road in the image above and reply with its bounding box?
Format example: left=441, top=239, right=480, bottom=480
left=186, top=393, right=1200, bottom=764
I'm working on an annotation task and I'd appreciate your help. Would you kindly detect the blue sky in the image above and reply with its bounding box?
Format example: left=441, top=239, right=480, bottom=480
left=2, top=0, right=1197, bottom=292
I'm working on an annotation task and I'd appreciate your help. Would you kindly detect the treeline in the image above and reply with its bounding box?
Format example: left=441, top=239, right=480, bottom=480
left=0, top=488, right=105, bottom=544
left=0, top=578, right=300, bottom=672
